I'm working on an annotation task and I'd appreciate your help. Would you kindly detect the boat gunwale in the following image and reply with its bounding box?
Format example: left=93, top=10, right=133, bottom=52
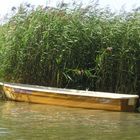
left=3, top=83, right=139, bottom=99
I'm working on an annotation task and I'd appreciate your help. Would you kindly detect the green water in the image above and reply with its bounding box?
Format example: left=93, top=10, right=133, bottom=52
left=0, top=101, right=140, bottom=140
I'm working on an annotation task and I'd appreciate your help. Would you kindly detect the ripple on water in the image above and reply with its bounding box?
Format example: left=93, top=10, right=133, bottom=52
left=0, top=101, right=140, bottom=140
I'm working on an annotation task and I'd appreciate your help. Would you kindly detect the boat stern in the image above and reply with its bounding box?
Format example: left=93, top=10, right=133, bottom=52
left=120, top=98, right=139, bottom=112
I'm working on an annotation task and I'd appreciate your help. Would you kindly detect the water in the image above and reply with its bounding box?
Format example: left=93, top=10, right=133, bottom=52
left=0, top=101, right=140, bottom=140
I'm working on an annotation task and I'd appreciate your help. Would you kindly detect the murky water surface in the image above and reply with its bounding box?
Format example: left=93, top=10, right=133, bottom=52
left=0, top=101, right=140, bottom=140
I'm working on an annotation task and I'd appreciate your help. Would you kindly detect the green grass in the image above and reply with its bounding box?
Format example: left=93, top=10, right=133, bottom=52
left=0, top=3, right=140, bottom=95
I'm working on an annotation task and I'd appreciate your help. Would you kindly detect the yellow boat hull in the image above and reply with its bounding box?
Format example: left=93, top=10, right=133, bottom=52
left=2, top=83, right=138, bottom=112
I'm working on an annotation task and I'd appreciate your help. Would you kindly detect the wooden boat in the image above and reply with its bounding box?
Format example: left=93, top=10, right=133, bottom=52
left=0, top=82, right=139, bottom=112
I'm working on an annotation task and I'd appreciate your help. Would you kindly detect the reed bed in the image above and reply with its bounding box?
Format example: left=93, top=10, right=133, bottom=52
left=0, top=4, right=140, bottom=95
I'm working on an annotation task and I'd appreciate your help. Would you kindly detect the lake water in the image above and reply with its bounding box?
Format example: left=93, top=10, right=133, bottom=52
left=0, top=100, right=140, bottom=140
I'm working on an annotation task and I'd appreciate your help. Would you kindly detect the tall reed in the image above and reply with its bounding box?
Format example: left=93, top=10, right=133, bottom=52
left=0, top=4, right=140, bottom=95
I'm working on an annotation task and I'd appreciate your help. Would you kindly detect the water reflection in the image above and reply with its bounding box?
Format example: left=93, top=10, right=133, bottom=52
left=0, top=101, right=140, bottom=140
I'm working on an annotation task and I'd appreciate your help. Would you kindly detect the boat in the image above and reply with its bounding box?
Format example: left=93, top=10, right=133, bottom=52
left=0, top=82, right=139, bottom=112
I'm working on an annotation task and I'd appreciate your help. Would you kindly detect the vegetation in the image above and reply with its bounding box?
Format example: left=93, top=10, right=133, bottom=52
left=0, top=3, right=140, bottom=95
